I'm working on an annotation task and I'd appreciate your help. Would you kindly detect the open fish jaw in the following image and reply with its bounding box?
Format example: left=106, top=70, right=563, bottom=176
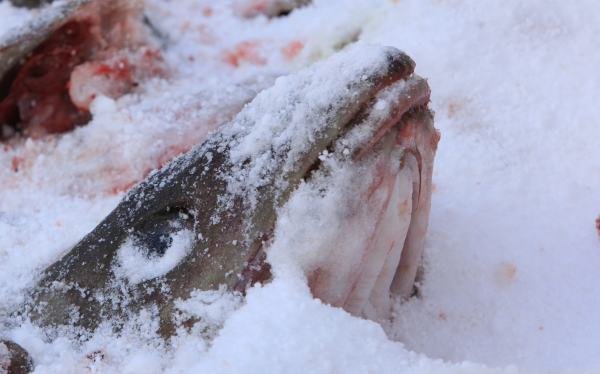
left=272, top=132, right=415, bottom=319
left=24, top=45, right=434, bottom=336
left=272, top=78, right=436, bottom=322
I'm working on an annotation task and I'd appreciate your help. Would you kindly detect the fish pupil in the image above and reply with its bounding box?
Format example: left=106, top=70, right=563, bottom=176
left=132, top=207, right=193, bottom=259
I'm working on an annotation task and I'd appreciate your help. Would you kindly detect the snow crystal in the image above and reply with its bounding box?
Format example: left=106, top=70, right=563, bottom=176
left=173, top=286, right=243, bottom=340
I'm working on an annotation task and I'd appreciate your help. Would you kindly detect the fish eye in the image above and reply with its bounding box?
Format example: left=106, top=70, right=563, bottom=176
left=131, top=207, right=195, bottom=259
left=114, top=207, right=196, bottom=285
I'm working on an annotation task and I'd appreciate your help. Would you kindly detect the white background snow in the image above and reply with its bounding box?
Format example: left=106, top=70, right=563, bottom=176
left=1, top=0, right=599, bottom=372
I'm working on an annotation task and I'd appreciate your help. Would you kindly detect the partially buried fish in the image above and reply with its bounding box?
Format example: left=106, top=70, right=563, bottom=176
left=16, top=45, right=438, bottom=341
left=0, top=0, right=163, bottom=139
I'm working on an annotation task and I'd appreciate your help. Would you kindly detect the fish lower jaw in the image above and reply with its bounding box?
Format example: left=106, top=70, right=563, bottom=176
left=308, top=153, right=416, bottom=322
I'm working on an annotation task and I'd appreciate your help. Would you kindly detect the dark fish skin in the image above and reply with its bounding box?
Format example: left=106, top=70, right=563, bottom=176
left=8, top=0, right=51, bottom=8
left=23, top=47, right=418, bottom=337
left=0, top=339, right=33, bottom=374
left=238, top=0, right=311, bottom=18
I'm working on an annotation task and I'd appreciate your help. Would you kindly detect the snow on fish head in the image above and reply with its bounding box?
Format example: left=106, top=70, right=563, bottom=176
left=23, top=44, right=437, bottom=337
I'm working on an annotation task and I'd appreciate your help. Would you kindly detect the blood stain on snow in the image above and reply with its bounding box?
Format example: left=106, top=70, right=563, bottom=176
left=202, top=6, right=213, bottom=17
left=246, top=0, right=268, bottom=14
left=223, top=41, right=267, bottom=67
left=108, top=180, right=137, bottom=196
left=446, top=100, right=463, bottom=119
left=10, top=157, right=23, bottom=172
left=282, top=40, right=304, bottom=60
left=157, top=145, right=190, bottom=169
left=494, top=262, right=518, bottom=286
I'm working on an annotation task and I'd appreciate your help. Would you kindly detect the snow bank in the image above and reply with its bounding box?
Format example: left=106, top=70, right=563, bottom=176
left=359, top=0, right=600, bottom=369
left=1, top=0, right=600, bottom=372
left=184, top=278, right=511, bottom=374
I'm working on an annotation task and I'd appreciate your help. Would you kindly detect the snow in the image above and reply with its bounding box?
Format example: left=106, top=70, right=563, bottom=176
left=0, top=2, right=33, bottom=35
left=182, top=278, right=509, bottom=374
left=362, top=0, right=600, bottom=368
left=1, top=0, right=600, bottom=373
left=114, top=228, right=194, bottom=284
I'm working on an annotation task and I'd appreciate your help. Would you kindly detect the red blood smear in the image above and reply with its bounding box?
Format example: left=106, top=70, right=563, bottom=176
left=282, top=40, right=304, bottom=60
left=0, top=19, right=98, bottom=138
left=223, top=41, right=266, bottom=67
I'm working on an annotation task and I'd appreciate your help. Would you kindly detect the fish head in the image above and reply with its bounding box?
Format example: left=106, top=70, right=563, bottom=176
left=267, top=57, right=438, bottom=321
left=0, top=1, right=90, bottom=84
left=0, top=0, right=149, bottom=138
left=27, top=45, right=438, bottom=335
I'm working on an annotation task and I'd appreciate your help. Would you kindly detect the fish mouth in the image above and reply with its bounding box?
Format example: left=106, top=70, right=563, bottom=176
left=301, top=74, right=438, bottom=321
left=352, top=76, right=431, bottom=160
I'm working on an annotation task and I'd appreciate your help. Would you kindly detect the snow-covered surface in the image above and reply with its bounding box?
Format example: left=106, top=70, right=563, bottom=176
left=0, top=2, right=33, bottom=33
left=0, top=0, right=599, bottom=372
